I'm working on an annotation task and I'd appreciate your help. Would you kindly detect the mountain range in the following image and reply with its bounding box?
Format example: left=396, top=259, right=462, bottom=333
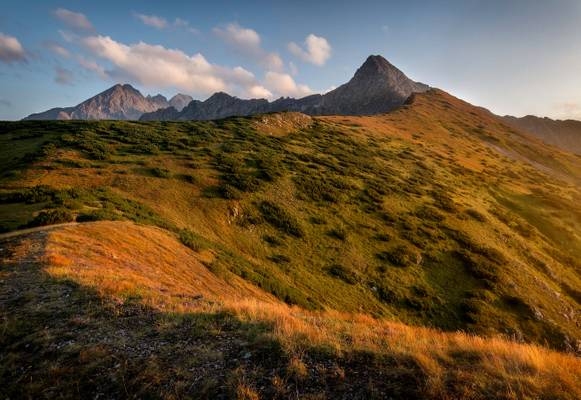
left=24, top=55, right=429, bottom=122
left=141, top=55, right=429, bottom=121
left=502, top=114, right=581, bottom=154
left=23, top=85, right=192, bottom=121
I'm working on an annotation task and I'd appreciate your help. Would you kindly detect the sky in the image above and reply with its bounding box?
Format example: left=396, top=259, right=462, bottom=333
left=1, top=0, right=581, bottom=120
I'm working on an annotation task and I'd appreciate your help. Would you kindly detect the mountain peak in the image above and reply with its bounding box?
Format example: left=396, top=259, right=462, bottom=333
left=353, top=54, right=403, bottom=81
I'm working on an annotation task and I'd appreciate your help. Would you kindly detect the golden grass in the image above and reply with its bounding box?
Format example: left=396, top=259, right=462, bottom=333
left=44, top=221, right=277, bottom=309
left=40, top=221, right=581, bottom=398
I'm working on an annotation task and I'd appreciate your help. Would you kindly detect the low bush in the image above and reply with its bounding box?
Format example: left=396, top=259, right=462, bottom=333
left=179, top=229, right=206, bottom=252
left=150, top=167, right=171, bottom=178
left=268, top=254, right=291, bottom=264
left=327, top=228, right=347, bottom=241
left=257, top=201, right=304, bottom=238
left=465, top=208, right=487, bottom=222
left=217, top=184, right=242, bottom=200
left=76, top=209, right=121, bottom=222
left=326, top=264, right=358, bottom=284
left=376, top=244, right=420, bottom=267
left=25, top=208, right=74, bottom=227
left=263, top=235, right=284, bottom=246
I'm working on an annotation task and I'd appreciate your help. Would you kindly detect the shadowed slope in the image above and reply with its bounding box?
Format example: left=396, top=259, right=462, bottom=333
left=1, top=222, right=580, bottom=399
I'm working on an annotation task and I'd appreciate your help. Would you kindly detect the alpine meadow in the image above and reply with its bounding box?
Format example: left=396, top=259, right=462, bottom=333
left=1, top=2, right=581, bottom=399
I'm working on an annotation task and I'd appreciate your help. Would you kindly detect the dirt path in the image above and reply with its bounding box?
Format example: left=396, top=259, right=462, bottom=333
left=0, top=222, right=78, bottom=241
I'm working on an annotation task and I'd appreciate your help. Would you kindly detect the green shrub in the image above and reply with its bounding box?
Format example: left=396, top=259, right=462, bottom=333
left=327, top=228, right=347, bottom=241
left=22, top=185, right=57, bottom=204
left=76, top=209, right=121, bottom=222
left=263, top=235, right=284, bottom=246
left=268, top=254, right=291, bottom=264
left=465, top=208, right=487, bottom=222
left=177, top=174, right=197, bottom=184
left=294, top=176, right=349, bottom=203
left=257, top=201, right=304, bottom=238
left=179, top=230, right=206, bottom=252
left=150, top=167, right=171, bottom=178
left=217, top=184, right=242, bottom=200
left=373, top=233, right=391, bottom=242
left=455, top=250, right=500, bottom=286
left=377, top=245, right=420, bottom=267
left=415, top=206, right=445, bottom=222
left=26, top=208, right=74, bottom=227
left=326, top=264, right=358, bottom=284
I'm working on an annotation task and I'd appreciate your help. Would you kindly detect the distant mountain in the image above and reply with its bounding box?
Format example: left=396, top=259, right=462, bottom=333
left=23, top=84, right=171, bottom=121
left=141, top=55, right=430, bottom=121
left=502, top=115, right=581, bottom=155
left=169, top=94, right=194, bottom=112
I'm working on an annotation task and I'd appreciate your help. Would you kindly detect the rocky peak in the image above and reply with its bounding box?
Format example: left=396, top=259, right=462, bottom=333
left=169, top=93, right=194, bottom=111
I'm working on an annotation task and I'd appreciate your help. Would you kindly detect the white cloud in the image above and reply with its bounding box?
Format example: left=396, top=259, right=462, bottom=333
left=264, top=71, right=312, bottom=98
left=134, top=13, right=167, bottom=29
left=81, top=34, right=271, bottom=97
left=289, top=61, right=298, bottom=76
left=248, top=85, right=273, bottom=98
left=174, top=18, right=200, bottom=35
left=77, top=56, right=108, bottom=79
left=58, top=30, right=77, bottom=43
left=54, top=8, right=94, bottom=32
left=0, top=99, right=11, bottom=107
left=54, top=67, right=74, bottom=85
left=214, top=23, right=283, bottom=71
left=288, top=34, right=331, bottom=66
left=45, top=41, right=70, bottom=58
left=0, top=33, right=26, bottom=64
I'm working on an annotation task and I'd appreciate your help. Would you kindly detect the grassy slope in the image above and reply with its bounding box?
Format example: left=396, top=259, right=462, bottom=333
left=0, top=89, right=579, bottom=356
left=1, top=221, right=580, bottom=399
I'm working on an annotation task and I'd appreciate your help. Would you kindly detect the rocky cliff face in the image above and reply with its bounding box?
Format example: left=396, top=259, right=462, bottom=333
left=24, top=84, right=170, bottom=121
left=312, top=55, right=429, bottom=115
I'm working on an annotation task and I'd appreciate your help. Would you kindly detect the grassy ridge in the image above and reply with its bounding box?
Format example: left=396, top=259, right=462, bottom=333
left=0, top=91, right=579, bottom=354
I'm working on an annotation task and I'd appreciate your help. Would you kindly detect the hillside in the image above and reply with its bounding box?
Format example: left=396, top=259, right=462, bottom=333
left=502, top=115, right=581, bottom=155
left=1, top=88, right=580, bottom=398
left=2, top=221, right=580, bottom=398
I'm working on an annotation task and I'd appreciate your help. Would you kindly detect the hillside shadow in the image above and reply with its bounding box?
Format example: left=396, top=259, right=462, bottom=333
left=0, top=233, right=428, bottom=400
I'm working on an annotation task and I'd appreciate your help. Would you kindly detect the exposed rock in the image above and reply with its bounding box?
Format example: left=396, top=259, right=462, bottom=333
left=24, top=84, right=170, bottom=121
left=169, top=93, right=194, bottom=111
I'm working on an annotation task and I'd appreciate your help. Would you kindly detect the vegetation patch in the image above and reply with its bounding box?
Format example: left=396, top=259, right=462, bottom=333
left=257, top=201, right=304, bottom=238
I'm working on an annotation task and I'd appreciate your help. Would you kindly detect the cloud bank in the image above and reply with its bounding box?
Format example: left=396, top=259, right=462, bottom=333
left=81, top=35, right=272, bottom=98
left=288, top=34, right=331, bottom=66
left=214, top=23, right=283, bottom=71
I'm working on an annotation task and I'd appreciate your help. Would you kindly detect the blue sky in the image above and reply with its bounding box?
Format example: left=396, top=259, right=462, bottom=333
left=1, top=0, right=581, bottom=120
